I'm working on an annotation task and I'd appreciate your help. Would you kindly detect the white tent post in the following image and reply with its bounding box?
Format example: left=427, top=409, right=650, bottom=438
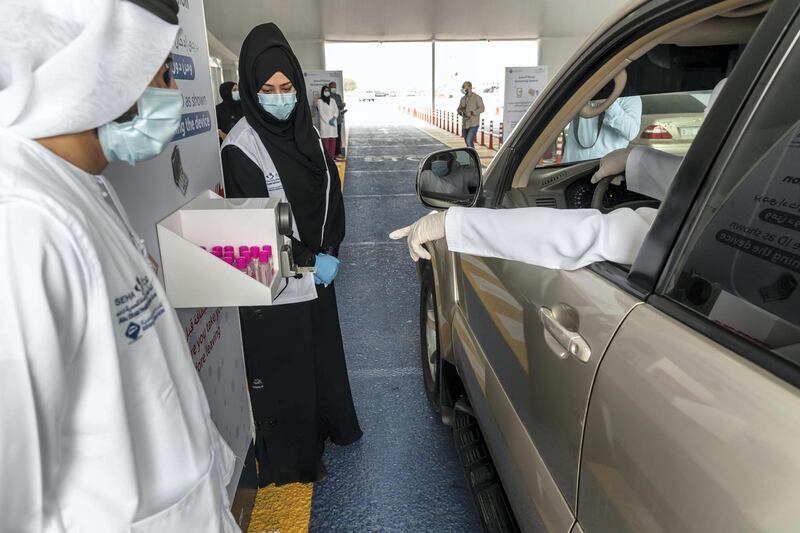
left=431, top=40, right=436, bottom=115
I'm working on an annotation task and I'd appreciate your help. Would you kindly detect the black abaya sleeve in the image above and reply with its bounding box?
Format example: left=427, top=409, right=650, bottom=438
left=321, top=155, right=345, bottom=257
left=221, top=145, right=268, bottom=198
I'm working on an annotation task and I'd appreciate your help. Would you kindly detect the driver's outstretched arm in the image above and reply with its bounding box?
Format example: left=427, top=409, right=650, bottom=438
left=445, top=206, right=657, bottom=270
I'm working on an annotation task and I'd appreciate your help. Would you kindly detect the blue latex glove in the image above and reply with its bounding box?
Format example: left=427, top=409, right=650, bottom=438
left=314, top=253, right=340, bottom=285
left=328, top=117, right=336, bottom=126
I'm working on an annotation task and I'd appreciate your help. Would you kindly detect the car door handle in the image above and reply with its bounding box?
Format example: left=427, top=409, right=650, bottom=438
left=539, top=306, right=592, bottom=363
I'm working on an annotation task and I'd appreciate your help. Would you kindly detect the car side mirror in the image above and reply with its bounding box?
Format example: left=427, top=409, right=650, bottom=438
left=416, top=148, right=482, bottom=209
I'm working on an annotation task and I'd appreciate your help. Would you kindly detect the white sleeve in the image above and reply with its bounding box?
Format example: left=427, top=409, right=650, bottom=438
left=0, top=202, right=88, bottom=533
left=318, top=100, right=335, bottom=123
left=445, top=206, right=658, bottom=270
left=625, top=146, right=683, bottom=201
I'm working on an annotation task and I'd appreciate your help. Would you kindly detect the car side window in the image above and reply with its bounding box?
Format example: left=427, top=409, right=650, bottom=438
left=663, top=42, right=800, bottom=366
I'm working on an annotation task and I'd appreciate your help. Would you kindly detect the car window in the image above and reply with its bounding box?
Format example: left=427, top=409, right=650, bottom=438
left=663, top=41, right=800, bottom=366
left=537, top=43, right=744, bottom=168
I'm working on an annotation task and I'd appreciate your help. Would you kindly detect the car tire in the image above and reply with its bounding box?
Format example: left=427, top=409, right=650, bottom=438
left=419, top=260, right=441, bottom=413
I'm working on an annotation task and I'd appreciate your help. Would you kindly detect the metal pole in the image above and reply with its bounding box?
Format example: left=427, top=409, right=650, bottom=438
left=431, top=40, right=436, bottom=117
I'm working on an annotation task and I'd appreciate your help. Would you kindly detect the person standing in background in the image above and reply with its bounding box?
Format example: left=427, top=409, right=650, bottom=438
left=457, top=81, right=484, bottom=149
left=216, top=81, right=243, bottom=143
left=317, top=85, right=339, bottom=158
left=328, top=81, right=347, bottom=161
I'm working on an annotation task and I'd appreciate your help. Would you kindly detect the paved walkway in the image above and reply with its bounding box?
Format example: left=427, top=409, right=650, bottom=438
left=310, top=124, right=481, bottom=532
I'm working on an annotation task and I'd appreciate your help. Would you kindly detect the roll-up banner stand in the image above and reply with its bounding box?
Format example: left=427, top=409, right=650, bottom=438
left=303, top=70, right=344, bottom=129
left=103, top=0, right=252, bottom=512
left=503, top=66, right=548, bottom=134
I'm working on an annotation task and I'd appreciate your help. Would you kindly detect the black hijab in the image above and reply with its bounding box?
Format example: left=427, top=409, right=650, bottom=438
left=219, top=81, right=236, bottom=103
left=320, top=86, right=331, bottom=105
left=238, top=23, right=329, bottom=251
left=216, top=81, right=243, bottom=135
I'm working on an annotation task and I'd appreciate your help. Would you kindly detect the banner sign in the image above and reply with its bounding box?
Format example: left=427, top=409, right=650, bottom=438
left=103, top=0, right=250, bottom=501
left=503, top=66, right=549, bottom=134
left=303, top=70, right=344, bottom=128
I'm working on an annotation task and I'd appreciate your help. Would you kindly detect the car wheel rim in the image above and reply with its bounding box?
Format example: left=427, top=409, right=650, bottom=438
left=425, top=291, right=438, bottom=381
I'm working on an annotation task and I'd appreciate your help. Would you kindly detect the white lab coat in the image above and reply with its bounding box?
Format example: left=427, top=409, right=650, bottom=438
left=445, top=146, right=682, bottom=270
left=317, top=98, right=339, bottom=139
left=0, top=129, right=240, bottom=533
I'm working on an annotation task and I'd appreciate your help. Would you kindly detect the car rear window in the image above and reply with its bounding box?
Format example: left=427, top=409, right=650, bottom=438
left=641, top=93, right=708, bottom=115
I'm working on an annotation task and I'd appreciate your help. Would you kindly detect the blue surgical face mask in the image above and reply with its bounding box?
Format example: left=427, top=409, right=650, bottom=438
left=431, top=160, right=450, bottom=177
left=258, top=92, right=297, bottom=121
left=231, top=90, right=240, bottom=101
left=98, top=87, right=183, bottom=166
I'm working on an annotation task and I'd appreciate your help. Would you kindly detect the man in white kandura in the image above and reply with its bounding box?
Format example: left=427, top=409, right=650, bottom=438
left=0, top=1, right=240, bottom=532
left=391, top=80, right=726, bottom=269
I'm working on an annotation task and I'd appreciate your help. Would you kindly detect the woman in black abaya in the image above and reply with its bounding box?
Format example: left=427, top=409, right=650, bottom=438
left=221, top=23, right=362, bottom=486
left=216, top=81, right=243, bottom=142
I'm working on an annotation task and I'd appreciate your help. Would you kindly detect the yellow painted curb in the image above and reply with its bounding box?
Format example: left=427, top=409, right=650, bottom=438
left=248, top=483, right=313, bottom=533
left=336, top=159, right=347, bottom=191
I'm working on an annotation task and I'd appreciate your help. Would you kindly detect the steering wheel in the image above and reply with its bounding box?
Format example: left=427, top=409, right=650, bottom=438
left=579, top=70, right=628, bottom=118
left=591, top=175, right=662, bottom=214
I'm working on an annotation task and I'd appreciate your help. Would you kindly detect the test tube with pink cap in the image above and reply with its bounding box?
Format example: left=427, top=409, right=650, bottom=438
left=235, top=256, right=249, bottom=275
left=258, top=248, right=275, bottom=285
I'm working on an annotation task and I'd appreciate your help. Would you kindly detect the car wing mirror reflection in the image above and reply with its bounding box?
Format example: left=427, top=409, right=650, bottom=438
left=416, top=148, right=482, bottom=209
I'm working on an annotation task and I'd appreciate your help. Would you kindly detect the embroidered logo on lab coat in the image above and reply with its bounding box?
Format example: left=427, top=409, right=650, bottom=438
left=265, top=171, right=282, bottom=193
left=113, top=275, right=165, bottom=343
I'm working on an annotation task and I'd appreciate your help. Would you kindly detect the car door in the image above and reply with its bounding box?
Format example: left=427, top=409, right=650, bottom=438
left=579, top=8, right=800, bottom=531
left=453, top=252, right=641, bottom=532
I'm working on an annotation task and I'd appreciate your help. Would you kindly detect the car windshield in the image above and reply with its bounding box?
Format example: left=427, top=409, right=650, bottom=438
left=537, top=43, right=744, bottom=167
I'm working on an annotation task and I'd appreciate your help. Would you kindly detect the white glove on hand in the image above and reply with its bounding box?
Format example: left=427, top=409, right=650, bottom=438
left=591, top=147, right=632, bottom=185
left=389, top=211, right=447, bottom=262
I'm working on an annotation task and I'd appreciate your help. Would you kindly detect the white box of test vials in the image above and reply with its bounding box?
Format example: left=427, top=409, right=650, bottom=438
left=157, top=190, right=285, bottom=308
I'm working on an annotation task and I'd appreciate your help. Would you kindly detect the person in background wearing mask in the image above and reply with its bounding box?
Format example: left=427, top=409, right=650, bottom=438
left=328, top=81, right=347, bottom=161
left=220, top=23, right=361, bottom=487
left=317, top=85, right=340, bottom=158
left=217, top=81, right=243, bottom=143
left=457, top=81, right=485, bottom=149
left=391, top=80, right=727, bottom=270
left=0, top=1, right=240, bottom=531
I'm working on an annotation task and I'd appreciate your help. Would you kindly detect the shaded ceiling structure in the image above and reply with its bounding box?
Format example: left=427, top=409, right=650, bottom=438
left=204, top=0, right=630, bottom=76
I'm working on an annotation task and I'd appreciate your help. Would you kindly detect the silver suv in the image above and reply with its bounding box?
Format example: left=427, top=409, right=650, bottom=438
left=415, top=1, right=800, bottom=531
